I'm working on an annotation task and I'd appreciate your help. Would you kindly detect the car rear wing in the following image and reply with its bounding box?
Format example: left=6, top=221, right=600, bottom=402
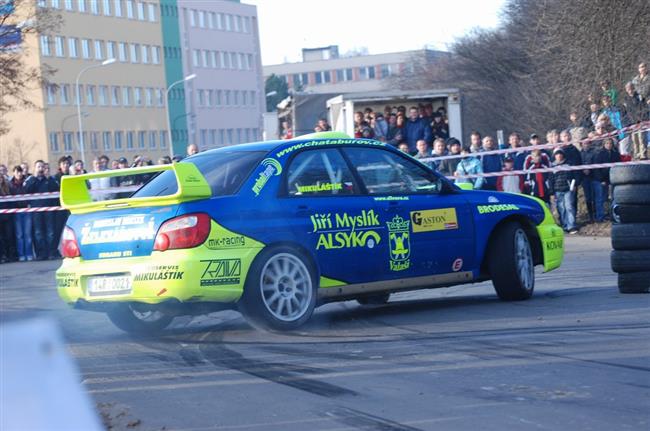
left=60, top=162, right=212, bottom=214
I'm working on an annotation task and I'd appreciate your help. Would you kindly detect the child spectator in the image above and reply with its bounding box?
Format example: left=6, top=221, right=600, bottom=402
left=548, top=149, right=578, bottom=234
left=525, top=150, right=551, bottom=205
left=455, top=146, right=485, bottom=190
left=439, top=138, right=462, bottom=177
left=497, top=157, right=525, bottom=193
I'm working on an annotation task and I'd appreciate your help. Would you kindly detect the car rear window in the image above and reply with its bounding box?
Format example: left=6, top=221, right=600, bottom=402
left=132, top=151, right=266, bottom=198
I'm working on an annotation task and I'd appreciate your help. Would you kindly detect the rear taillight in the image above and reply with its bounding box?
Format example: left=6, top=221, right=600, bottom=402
left=60, top=226, right=80, bottom=258
left=153, top=213, right=211, bottom=251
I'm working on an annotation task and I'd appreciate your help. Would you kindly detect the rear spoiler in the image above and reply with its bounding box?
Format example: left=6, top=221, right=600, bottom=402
left=60, top=162, right=211, bottom=214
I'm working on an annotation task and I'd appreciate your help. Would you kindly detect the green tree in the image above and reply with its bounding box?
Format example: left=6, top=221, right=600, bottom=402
left=264, top=74, right=289, bottom=113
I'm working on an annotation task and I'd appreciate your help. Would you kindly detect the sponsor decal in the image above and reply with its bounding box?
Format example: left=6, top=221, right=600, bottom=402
left=476, top=204, right=520, bottom=214
left=546, top=238, right=563, bottom=251
left=373, top=196, right=410, bottom=201
left=56, top=273, right=78, bottom=288
left=488, top=196, right=500, bottom=203
left=252, top=158, right=282, bottom=196
left=452, top=258, right=463, bottom=272
left=79, top=215, right=155, bottom=245
left=410, top=208, right=458, bottom=233
left=133, top=265, right=184, bottom=282
left=274, top=138, right=383, bottom=158
left=200, top=259, right=241, bottom=286
left=310, top=210, right=382, bottom=250
left=296, top=182, right=342, bottom=194
left=387, top=215, right=410, bottom=271
left=206, top=235, right=246, bottom=249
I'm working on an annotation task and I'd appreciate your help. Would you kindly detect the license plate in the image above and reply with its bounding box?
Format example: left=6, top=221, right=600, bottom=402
left=87, top=275, right=132, bottom=296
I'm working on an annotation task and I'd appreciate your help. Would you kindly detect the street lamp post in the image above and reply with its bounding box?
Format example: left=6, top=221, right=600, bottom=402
left=165, top=74, right=196, bottom=158
left=75, top=58, right=116, bottom=165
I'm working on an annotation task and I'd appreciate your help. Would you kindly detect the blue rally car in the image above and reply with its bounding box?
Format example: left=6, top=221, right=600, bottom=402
left=56, top=132, right=564, bottom=333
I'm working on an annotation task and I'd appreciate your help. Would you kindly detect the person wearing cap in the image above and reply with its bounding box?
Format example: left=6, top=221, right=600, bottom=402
left=497, top=157, right=524, bottom=194
left=454, top=146, right=485, bottom=190
left=439, top=138, right=462, bottom=177
left=548, top=149, right=578, bottom=234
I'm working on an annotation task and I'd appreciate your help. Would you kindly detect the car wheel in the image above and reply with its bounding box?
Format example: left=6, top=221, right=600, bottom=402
left=357, top=293, right=391, bottom=306
left=611, top=223, right=650, bottom=250
left=613, top=184, right=650, bottom=205
left=618, top=272, right=650, bottom=294
left=609, top=165, right=650, bottom=185
left=488, top=222, right=535, bottom=301
left=239, top=247, right=317, bottom=331
left=107, top=304, right=174, bottom=334
left=610, top=249, right=650, bottom=273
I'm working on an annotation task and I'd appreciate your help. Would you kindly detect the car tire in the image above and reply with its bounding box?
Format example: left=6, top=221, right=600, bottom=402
left=613, top=184, right=650, bottom=205
left=611, top=223, right=650, bottom=250
left=610, top=165, right=650, bottom=185
left=239, top=246, right=317, bottom=331
left=610, top=249, right=650, bottom=273
left=357, top=293, right=391, bottom=306
left=107, top=304, right=174, bottom=334
left=618, top=272, right=650, bottom=294
left=487, top=222, right=535, bottom=301
left=612, top=204, right=650, bottom=224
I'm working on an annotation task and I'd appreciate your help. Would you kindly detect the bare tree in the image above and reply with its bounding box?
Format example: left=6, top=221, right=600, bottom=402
left=0, top=0, right=61, bottom=135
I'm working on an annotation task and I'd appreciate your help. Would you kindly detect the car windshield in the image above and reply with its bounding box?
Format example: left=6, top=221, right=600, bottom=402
left=132, top=151, right=266, bottom=198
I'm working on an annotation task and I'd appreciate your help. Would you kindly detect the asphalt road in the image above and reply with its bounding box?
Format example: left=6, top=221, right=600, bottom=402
left=1, top=236, right=649, bottom=431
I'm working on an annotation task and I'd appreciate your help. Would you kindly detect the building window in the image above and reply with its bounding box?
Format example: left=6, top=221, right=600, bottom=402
left=102, top=131, right=111, bottom=150
left=126, top=131, right=134, bottom=149
left=159, top=131, right=167, bottom=149
left=226, top=128, right=233, bottom=145
left=189, top=9, right=196, bottom=27
left=102, top=0, right=111, bottom=15
left=40, top=36, right=51, bottom=56
left=86, top=85, right=95, bottom=105
left=138, top=131, right=146, bottom=148
left=192, top=49, right=199, bottom=67
left=77, top=0, right=86, bottom=12
left=122, top=86, right=131, bottom=106
left=200, top=129, right=207, bottom=147
left=151, top=46, right=160, bottom=64
left=147, top=2, right=155, bottom=21
left=111, top=86, right=120, bottom=106
left=141, top=44, right=149, bottom=63
left=60, top=84, right=70, bottom=105
left=114, top=0, right=122, bottom=16
left=156, top=88, right=164, bottom=106
left=197, top=89, right=205, bottom=107
left=81, top=39, right=91, bottom=58
left=233, top=90, right=239, bottom=106
left=74, top=84, right=84, bottom=105
left=224, top=14, right=231, bottom=31
left=125, top=0, right=133, bottom=18
left=118, top=42, right=127, bottom=62
left=67, top=38, right=78, bottom=58
left=220, top=51, right=227, bottom=69
left=145, top=87, right=153, bottom=106
left=359, top=66, right=375, bottom=80
left=209, top=129, right=216, bottom=147
left=315, top=72, right=322, bottom=85
left=134, top=87, right=142, bottom=105
left=230, top=52, right=237, bottom=69
left=250, top=90, right=255, bottom=105
left=207, top=12, right=214, bottom=29
left=49, top=132, right=59, bottom=152
left=89, top=132, right=99, bottom=150
left=242, top=90, right=247, bottom=106
left=64, top=0, right=73, bottom=10
left=243, top=16, right=250, bottom=33
left=234, top=15, right=241, bottom=32
left=90, top=0, right=99, bottom=14
left=114, top=131, right=123, bottom=150
left=130, top=43, right=139, bottom=63
left=224, top=90, right=230, bottom=106
left=246, top=54, right=253, bottom=70
left=207, top=89, right=214, bottom=107
left=198, top=10, right=205, bottom=28
left=148, top=131, right=156, bottom=148
left=53, top=36, right=64, bottom=57
left=51, top=0, right=60, bottom=8
left=136, top=1, right=144, bottom=20
left=106, top=41, right=115, bottom=60
left=210, top=51, right=217, bottom=68
left=63, top=132, right=74, bottom=152
left=216, top=13, right=223, bottom=29
left=219, top=129, right=225, bottom=146
left=46, top=84, right=57, bottom=105
left=94, top=40, right=103, bottom=60
left=215, top=90, right=222, bottom=106
left=98, top=86, right=108, bottom=105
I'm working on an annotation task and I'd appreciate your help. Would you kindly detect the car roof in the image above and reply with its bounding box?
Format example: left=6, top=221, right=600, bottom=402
left=190, top=132, right=390, bottom=158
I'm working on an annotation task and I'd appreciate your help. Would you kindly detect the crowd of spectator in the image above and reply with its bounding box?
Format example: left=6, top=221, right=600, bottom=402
left=0, top=144, right=200, bottom=264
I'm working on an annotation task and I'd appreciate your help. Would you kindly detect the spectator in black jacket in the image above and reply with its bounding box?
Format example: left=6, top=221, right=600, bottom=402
left=580, top=138, right=598, bottom=223
left=0, top=174, right=16, bottom=262
left=549, top=149, right=578, bottom=233
left=595, top=138, right=621, bottom=211
left=438, top=138, right=462, bottom=177
left=24, top=160, right=59, bottom=260
left=622, top=82, right=649, bottom=160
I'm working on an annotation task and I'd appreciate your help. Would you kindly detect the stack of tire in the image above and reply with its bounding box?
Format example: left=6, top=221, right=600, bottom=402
left=610, top=164, right=650, bottom=294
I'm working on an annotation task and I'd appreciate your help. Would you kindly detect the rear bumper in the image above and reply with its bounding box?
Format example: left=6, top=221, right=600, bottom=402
left=56, top=246, right=262, bottom=305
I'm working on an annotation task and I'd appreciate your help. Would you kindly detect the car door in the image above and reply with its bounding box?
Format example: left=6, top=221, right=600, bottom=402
left=278, top=148, right=386, bottom=285
left=342, top=146, right=475, bottom=279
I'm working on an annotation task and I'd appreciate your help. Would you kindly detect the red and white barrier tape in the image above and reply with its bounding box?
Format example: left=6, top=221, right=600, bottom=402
left=420, top=122, right=650, bottom=163
left=0, top=206, right=63, bottom=214
left=0, top=185, right=140, bottom=203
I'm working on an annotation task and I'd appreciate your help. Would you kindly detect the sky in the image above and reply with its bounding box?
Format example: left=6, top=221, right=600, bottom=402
left=243, top=0, right=508, bottom=66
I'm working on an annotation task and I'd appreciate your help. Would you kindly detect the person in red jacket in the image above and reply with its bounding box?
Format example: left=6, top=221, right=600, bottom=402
left=497, top=157, right=525, bottom=193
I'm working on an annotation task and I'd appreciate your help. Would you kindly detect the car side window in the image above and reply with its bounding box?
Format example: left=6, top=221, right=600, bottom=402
left=286, top=149, right=357, bottom=196
left=344, top=147, right=441, bottom=195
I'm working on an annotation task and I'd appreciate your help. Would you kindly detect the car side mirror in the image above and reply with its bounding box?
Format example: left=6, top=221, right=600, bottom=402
left=456, top=182, right=474, bottom=191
